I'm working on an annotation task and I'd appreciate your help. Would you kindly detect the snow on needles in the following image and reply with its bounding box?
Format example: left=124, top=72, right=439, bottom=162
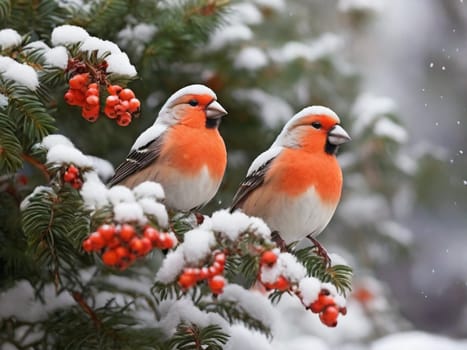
left=0, top=29, right=22, bottom=49
left=261, top=252, right=306, bottom=284
left=46, top=144, right=92, bottom=167
left=50, top=25, right=137, bottom=77
left=0, top=56, right=39, bottom=90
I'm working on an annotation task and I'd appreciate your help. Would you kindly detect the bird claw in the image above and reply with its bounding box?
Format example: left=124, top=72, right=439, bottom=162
left=271, top=231, right=288, bottom=252
left=307, top=236, right=331, bottom=268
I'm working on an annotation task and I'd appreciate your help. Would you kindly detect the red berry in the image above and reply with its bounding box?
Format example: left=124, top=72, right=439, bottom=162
left=320, top=306, right=339, bottom=327
left=86, top=87, right=99, bottom=97
left=140, top=237, right=152, bottom=255
left=214, top=252, right=226, bottom=265
left=178, top=272, right=197, bottom=289
left=211, top=261, right=224, bottom=274
left=115, top=246, right=130, bottom=260
left=68, top=165, right=79, bottom=175
left=69, top=73, right=89, bottom=90
left=107, top=84, right=122, bottom=95
left=208, top=275, right=226, bottom=295
left=156, top=233, right=172, bottom=249
left=309, top=300, right=324, bottom=313
left=339, top=306, right=347, bottom=316
left=86, top=95, right=99, bottom=105
left=72, top=178, right=83, bottom=189
left=273, top=276, right=290, bottom=291
left=102, top=249, right=119, bottom=266
left=260, top=251, right=278, bottom=266
left=119, top=88, right=135, bottom=101
left=107, top=236, right=121, bottom=249
left=64, top=90, right=77, bottom=105
left=105, top=95, right=120, bottom=107
left=199, top=267, right=210, bottom=280
left=117, top=112, right=132, bottom=127
left=63, top=171, right=75, bottom=182
left=82, top=238, right=93, bottom=252
left=98, top=224, right=116, bottom=241
left=144, top=226, right=160, bottom=245
left=318, top=294, right=336, bottom=309
left=89, top=232, right=105, bottom=250
left=128, top=98, right=141, bottom=113
left=104, top=105, right=118, bottom=119
left=130, top=237, right=145, bottom=256
left=119, top=224, right=135, bottom=241
left=208, top=265, right=219, bottom=278
left=88, top=83, right=98, bottom=90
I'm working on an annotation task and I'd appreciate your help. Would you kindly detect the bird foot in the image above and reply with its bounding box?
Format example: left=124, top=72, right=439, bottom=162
left=271, top=231, right=288, bottom=252
left=307, top=236, right=331, bottom=268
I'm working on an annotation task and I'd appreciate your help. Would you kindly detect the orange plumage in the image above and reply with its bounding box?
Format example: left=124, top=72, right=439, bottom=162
left=231, top=106, right=351, bottom=245
left=108, top=85, right=227, bottom=211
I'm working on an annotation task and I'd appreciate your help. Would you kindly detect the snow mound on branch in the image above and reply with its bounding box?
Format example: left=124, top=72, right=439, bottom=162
left=86, top=156, right=115, bottom=181
left=156, top=248, right=186, bottom=283
left=233, top=88, right=293, bottom=128
left=371, top=331, right=467, bottom=350
left=157, top=297, right=228, bottom=335
left=0, top=56, right=39, bottom=90
left=138, top=198, right=168, bottom=228
left=220, top=284, right=276, bottom=329
left=113, top=202, right=146, bottom=224
left=108, top=185, right=135, bottom=205
left=208, top=24, right=253, bottom=51
left=374, top=117, right=408, bottom=143
left=51, top=25, right=90, bottom=46
left=39, top=134, right=74, bottom=149
left=226, top=324, right=273, bottom=350
left=43, top=46, right=69, bottom=69
left=269, top=33, right=343, bottom=64
left=209, top=209, right=271, bottom=240
left=0, top=29, right=22, bottom=49
left=20, top=186, right=54, bottom=211
left=105, top=52, right=137, bottom=77
left=133, top=181, right=165, bottom=201
left=46, top=144, right=92, bottom=167
left=182, top=229, right=216, bottom=264
left=228, top=3, right=263, bottom=25
left=260, top=252, right=306, bottom=284
left=80, top=172, right=109, bottom=209
left=298, top=277, right=322, bottom=305
left=234, top=47, right=268, bottom=71
left=351, top=93, right=397, bottom=136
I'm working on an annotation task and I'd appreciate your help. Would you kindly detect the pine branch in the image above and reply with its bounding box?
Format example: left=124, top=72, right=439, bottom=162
left=167, top=323, right=228, bottom=350
left=294, top=247, right=353, bottom=296
left=0, top=0, right=11, bottom=21
left=0, top=110, right=23, bottom=175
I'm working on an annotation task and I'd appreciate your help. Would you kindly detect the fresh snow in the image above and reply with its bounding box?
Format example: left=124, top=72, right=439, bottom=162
left=298, top=277, right=322, bottom=305
left=46, top=144, right=92, bottom=167
left=234, top=46, right=268, bottom=71
left=210, top=209, right=252, bottom=240
left=0, top=29, right=22, bottom=49
left=0, top=56, right=39, bottom=90
left=0, top=93, right=8, bottom=108
left=38, top=134, right=74, bottom=149
left=80, top=172, right=109, bottom=209
left=228, top=3, right=263, bottom=25
left=373, top=117, right=408, bottom=143
left=87, top=155, right=115, bottom=181
left=155, top=248, right=186, bottom=283
left=133, top=181, right=165, bottom=201
left=232, top=88, right=293, bottom=128
left=113, top=202, right=146, bottom=224
left=182, top=228, right=216, bottom=264
left=43, top=46, right=69, bottom=69
left=105, top=52, right=137, bottom=77
left=225, top=324, right=273, bottom=350
left=138, top=198, right=168, bottom=228
left=51, top=25, right=90, bottom=46
left=208, top=24, right=253, bottom=51
left=108, top=185, right=135, bottom=205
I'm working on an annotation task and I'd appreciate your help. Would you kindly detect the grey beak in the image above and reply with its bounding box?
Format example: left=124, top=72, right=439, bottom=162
left=328, top=125, right=351, bottom=145
left=206, top=100, right=228, bottom=119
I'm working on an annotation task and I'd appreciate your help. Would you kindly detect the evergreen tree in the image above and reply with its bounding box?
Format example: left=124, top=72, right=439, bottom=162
left=0, top=0, right=436, bottom=349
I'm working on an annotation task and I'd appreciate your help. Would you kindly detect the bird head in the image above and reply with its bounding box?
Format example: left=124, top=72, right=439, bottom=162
left=272, top=106, right=351, bottom=155
left=157, top=84, right=227, bottom=129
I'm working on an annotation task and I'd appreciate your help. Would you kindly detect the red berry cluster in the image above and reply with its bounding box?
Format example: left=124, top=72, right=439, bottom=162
left=178, top=251, right=227, bottom=294
left=258, top=250, right=291, bottom=291
left=63, top=164, right=82, bottom=189
left=64, top=73, right=101, bottom=122
left=64, top=72, right=140, bottom=126
left=308, top=290, right=347, bottom=327
left=104, top=85, right=141, bottom=127
left=82, top=224, right=176, bottom=270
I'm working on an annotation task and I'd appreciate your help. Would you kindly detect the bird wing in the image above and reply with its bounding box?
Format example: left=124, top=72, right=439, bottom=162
left=107, top=133, right=165, bottom=187
left=230, top=147, right=282, bottom=212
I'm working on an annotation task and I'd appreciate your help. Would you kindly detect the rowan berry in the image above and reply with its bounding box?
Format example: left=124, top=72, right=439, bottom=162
left=260, top=251, right=278, bottom=266
left=273, top=276, right=290, bottom=291
left=208, top=275, right=226, bottom=294
left=98, top=224, right=116, bottom=241
left=119, top=224, right=135, bottom=241
left=89, top=232, right=105, bottom=250
left=119, top=88, right=135, bottom=101
left=319, top=305, right=339, bottom=327
left=82, top=238, right=93, bottom=252
left=102, top=249, right=119, bottom=266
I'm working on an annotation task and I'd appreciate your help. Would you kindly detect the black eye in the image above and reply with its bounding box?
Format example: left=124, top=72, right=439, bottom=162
left=311, top=121, right=322, bottom=129
left=188, top=99, right=199, bottom=106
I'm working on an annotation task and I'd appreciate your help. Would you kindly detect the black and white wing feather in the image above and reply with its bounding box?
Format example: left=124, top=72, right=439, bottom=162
left=107, top=134, right=165, bottom=187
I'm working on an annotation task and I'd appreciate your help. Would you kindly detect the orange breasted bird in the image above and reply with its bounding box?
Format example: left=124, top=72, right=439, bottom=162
left=108, top=84, right=228, bottom=211
left=230, top=106, right=351, bottom=255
